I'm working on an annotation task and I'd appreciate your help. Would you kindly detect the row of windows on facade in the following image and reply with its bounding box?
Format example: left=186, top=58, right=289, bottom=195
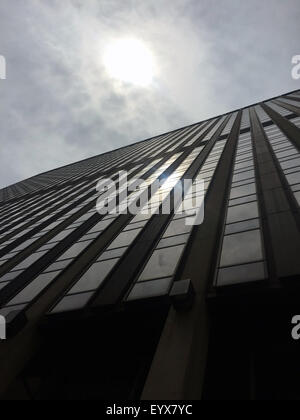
left=0, top=152, right=188, bottom=303
left=50, top=113, right=300, bottom=311
left=0, top=117, right=219, bottom=220
left=216, top=131, right=267, bottom=287
left=0, top=118, right=211, bottom=202
left=0, top=110, right=299, bottom=272
left=216, top=112, right=300, bottom=287
left=0, top=112, right=239, bottom=246
left=0, top=136, right=226, bottom=316
left=0, top=162, right=156, bottom=271
left=0, top=101, right=299, bottom=317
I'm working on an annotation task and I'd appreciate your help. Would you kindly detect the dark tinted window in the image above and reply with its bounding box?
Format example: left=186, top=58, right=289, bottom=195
left=163, top=219, right=191, bottom=237
left=287, top=172, right=300, bottom=185
left=229, top=194, right=257, bottom=206
left=230, top=183, right=256, bottom=199
left=68, top=259, right=118, bottom=294
left=225, top=218, right=260, bottom=235
left=107, top=229, right=142, bottom=250
left=226, top=202, right=259, bottom=224
left=157, top=234, right=189, bottom=249
left=51, top=292, right=93, bottom=314
left=220, top=230, right=263, bottom=267
left=9, top=272, right=58, bottom=305
left=139, top=245, right=185, bottom=281
left=127, top=277, right=172, bottom=301
left=59, top=240, right=93, bottom=260
left=217, top=262, right=266, bottom=286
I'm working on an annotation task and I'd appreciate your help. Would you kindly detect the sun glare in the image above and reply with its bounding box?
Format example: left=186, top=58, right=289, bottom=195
left=103, top=38, right=155, bottom=86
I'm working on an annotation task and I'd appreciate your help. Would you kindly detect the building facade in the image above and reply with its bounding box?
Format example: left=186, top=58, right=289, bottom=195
left=0, top=90, right=300, bottom=400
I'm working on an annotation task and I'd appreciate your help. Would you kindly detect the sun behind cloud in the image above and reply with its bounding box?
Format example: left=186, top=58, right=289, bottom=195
left=103, top=38, right=156, bottom=87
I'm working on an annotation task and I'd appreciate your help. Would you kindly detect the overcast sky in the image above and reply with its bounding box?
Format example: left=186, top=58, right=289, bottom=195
left=0, top=0, right=299, bottom=189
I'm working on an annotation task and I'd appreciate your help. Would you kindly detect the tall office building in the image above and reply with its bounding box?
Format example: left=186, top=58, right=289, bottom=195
left=0, top=90, right=300, bottom=400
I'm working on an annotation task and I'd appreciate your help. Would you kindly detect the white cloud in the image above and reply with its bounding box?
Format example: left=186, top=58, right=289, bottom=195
left=0, top=0, right=299, bottom=189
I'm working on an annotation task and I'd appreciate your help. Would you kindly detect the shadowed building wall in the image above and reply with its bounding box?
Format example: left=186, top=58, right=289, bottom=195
left=0, top=89, right=300, bottom=400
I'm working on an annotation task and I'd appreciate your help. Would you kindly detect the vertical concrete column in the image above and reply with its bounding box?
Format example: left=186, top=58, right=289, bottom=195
left=142, top=112, right=242, bottom=400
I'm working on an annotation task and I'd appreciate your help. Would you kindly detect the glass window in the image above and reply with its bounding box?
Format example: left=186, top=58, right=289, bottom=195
left=139, top=245, right=185, bottom=281
left=232, top=170, right=255, bottom=183
left=59, top=240, right=93, bottom=260
left=284, top=166, right=300, bottom=175
left=217, top=262, right=266, bottom=286
left=97, top=248, right=126, bottom=261
left=124, top=221, right=148, bottom=231
left=51, top=292, right=93, bottom=314
left=291, top=184, right=300, bottom=192
left=68, top=259, right=118, bottom=294
left=273, top=144, right=294, bottom=152
left=225, top=218, right=260, bottom=235
left=44, top=259, right=71, bottom=273
left=229, top=194, right=257, bottom=206
left=277, top=149, right=297, bottom=159
left=127, top=277, right=172, bottom=301
left=220, top=230, right=263, bottom=267
left=286, top=172, right=300, bottom=185
left=236, top=148, right=253, bottom=155
left=230, top=183, right=256, bottom=199
left=88, top=219, right=113, bottom=233
left=49, top=229, right=74, bottom=243
left=0, top=304, right=26, bottom=318
left=157, top=234, right=189, bottom=249
left=13, top=239, right=38, bottom=252
left=0, top=271, right=21, bottom=282
left=226, top=202, right=259, bottom=224
left=107, top=228, right=142, bottom=250
left=163, top=219, right=191, bottom=237
left=235, top=152, right=253, bottom=161
left=8, top=272, right=58, bottom=306
left=80, top=232, right=101, bottom=241
left=235, top=161, right=253, bottom=170
left=13, top=251, right=47, bottom=271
